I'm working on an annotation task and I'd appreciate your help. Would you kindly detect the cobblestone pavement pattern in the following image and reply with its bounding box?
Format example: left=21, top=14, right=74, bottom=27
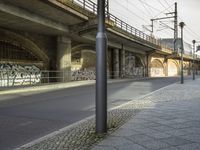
left=93, top=78, right=200, bottom=150
left=18, top=78, right=200, bottom=150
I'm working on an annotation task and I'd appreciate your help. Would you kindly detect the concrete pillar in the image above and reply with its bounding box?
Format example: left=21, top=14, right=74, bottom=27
left=57, top=36, right=71, bottom=82
left=119, top=48, right=125, bottom=78
left=178, top=60, right=181, bottom=75
left=113, top=49, right=119, bottom=78
left=107, top=49, right=112, bottom=79
left=146, top=54, right=149, bottom=77
left=164, top=58, right=168, bottom=77
left=189, top=61, right=192, bottom=75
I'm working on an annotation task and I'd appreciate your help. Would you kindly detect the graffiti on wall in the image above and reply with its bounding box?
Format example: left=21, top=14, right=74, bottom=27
left=71, top=67, right=96, bottom=81
left=124, top=67, right=144, bottom=77
left=150, top=68, right=164, bottom=77
left=0, top=63, right=41, bottom=86
left=125, top=52, right=144, bottom=77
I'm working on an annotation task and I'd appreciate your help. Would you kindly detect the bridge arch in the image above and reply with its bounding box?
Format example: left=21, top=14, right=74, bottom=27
left=150, top=59, right=165, bottom=77
left=0, top=29, right=49, bottom=64
left=71, top=44, right=96, bottom=80
left=168, top=60, right=179, bottom=76
left=71, top=44, right=95, bottom=67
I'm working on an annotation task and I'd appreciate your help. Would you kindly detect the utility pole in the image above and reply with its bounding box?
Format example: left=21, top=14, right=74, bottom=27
left=179, top=22, right=185, bottom=84
left=192, top=40, right=196, bottom=80
left=96, top=0, right=107, bottom=134
left=174, top=2, right=178, bottom=52
left=151, top=3, right=178, bottom=51
left=151, top=19, right=154, bottom=35
left=105, top=0, right=109, bottom=18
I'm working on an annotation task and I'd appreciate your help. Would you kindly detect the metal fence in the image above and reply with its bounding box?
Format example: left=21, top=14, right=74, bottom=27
left=0, top=68, right=146, bottom=87
left=0, top=70, right=69, bottom=87
left=1, top=68, right=199, bottom=87
left=57, top=0, right=172, bottom=49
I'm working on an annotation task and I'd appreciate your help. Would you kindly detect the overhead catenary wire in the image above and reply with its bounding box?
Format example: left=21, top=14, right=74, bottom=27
left=111, top=0, right=150, bottom=24
left=137, top=0, right=153, bottom=18
left=163, top=0, right=174, bottom=11
left=138, top=0, right=161, bottom=12
left=152, top=3, right=174, bottom=19
left=178, top=15, right=200, bottom=41
left=108, top=0, right=200, bottom=42
left=157, top=0, right=169, bottom=11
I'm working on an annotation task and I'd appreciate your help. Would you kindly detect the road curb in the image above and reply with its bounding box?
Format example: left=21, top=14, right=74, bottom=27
left=0, top=77, right=172, bottom=96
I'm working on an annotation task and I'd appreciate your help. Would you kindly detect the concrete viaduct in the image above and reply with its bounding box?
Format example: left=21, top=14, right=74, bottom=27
left=0, top=0, right=199, bottom=86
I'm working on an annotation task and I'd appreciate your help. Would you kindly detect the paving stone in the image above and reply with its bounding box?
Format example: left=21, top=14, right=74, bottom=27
left=179, top=134, right=200, bottom=143
left=160, top=147, right=179, bottom=150
left=145, top=131, right=172, bottom=139
left=176, top=143, right=200, bottom=150
left=91, top=145, right=116, bottom=150
left=112, top=129, right=140, bottom=137
left=116, top=143, right=148, bottom=150
left=98, top=137, right=132, bottom=146
left=138, top=139, right=171, bottom=150
left=163, top=128, right=192, bottom=136
left=160, top=136, right=192, bottom=146
left=126, top=134, right=154, bottom=143
left=150, top=125, right=175, bottom=132
left=167, top=122, right=195, bottom=129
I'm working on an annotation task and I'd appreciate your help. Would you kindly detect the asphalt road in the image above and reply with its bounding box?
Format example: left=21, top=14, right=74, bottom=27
left=0, top=76, right=193, bottom=150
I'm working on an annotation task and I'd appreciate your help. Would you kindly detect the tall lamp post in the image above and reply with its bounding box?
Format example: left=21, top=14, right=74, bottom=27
left=192, top=40, right=196, bottom=80
left=96, top=0, right=107, bottom=134
left=179, top=22, right=185, bottom=84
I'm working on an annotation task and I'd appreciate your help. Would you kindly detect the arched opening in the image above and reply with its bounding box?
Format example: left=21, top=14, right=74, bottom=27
left=0, top=40, right=42, bottom=62
left=0, top=29, right=49, bottom=86
left=150, top=59, right=165, bottom=77
left=71, top=45, right=96, bottom=80
left=168, top=61, right=178, bottom=76
left=0, top=29, right=49, bottom=64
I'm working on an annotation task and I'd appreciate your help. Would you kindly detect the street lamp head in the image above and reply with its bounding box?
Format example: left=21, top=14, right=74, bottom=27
left=192, top=40, right=196, bottom=44
left=179, top=22, right=185, bottom=28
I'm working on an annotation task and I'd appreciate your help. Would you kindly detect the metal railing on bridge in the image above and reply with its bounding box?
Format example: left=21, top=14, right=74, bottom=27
left=57, top=0, right=167, bottom=48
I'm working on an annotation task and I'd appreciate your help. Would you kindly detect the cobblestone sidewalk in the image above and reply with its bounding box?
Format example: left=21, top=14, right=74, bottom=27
left=93, top=79, right=200, bottom=150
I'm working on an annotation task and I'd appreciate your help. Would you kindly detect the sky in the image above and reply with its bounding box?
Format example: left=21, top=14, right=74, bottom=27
left=92, top=0, right=200, bottom=47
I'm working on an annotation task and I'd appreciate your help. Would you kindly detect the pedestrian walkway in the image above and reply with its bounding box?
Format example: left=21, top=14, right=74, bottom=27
left=92, top=79, right=200, bottom=150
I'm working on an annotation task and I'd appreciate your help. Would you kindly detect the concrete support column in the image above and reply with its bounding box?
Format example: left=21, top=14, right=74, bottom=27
left=146, top=54, right=149, bottom=77
left=189, top=61, right=192, bottom=75
left=113, top=49, right=119, bottom=78
left=164, top=58, right=168, bottom=77
left=57, top=36, right=71, bottom=82
left=178, top=60, right=181, bottom=75
left=119, top=48, right=125, bottom=78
